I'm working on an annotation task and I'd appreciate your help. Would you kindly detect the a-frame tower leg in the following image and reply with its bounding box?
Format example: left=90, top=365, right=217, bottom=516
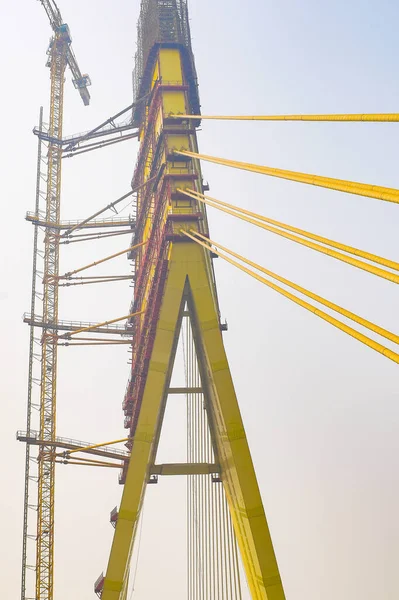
left=102, top=241, right=285, bottom=600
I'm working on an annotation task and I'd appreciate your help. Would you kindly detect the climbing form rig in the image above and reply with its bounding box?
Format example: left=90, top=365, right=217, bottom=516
left=98, top=2, right=285, bottom=599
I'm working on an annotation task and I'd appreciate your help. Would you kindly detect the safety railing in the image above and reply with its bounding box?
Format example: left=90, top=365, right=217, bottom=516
left=17, top=430, right=129, bottom=459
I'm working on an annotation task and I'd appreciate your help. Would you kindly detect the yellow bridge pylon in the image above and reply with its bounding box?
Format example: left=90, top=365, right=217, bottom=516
left=98, top=2, right=285, bottom=598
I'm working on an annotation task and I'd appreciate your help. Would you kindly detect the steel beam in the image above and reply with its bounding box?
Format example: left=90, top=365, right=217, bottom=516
left=168, top=387, right=203, bottom=394
left=17, top=432, right=129, bottom=462
left=150, top=463, right=219, bottom=476
left=23, top=315, right=132, bottom=336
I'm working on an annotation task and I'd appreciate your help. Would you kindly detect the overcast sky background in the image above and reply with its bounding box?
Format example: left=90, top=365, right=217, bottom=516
left=0, top=0, right=398, bottom=598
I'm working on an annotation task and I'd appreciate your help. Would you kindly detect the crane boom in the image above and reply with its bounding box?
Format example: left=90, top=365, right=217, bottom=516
left=40, top=0, right=91, bottom=105
left=39, top=0, right=62, bottom=30
left=67, top=45, right=91, bottom=106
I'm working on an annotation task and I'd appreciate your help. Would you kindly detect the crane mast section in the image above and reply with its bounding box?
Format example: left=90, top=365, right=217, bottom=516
left=35, top=28, right=67, bottom=600
left=21, top=3, right=90, bottom=599
left=99, top=3, right=285, bottom=595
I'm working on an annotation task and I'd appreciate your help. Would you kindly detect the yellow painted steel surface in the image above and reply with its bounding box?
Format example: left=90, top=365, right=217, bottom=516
left=102, top=243, right=285, bottom=600
left=159, top=48, right=183, bottom=83
left=179, top=189, right=399, bottom=284
left=181, top=188, right=399, bottom=272
left=102, top=44, right=285, bottom=600
left=184, top=231, right=399, bottom=366
left=188, top=233, right=399, bottom=346
left=163, top=91, right=186, bottom=115
left=175, top=149, right=399, bottom=205
left=171, top=112, right=399, bottom=122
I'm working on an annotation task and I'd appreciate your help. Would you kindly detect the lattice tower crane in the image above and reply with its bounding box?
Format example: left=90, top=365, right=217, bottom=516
left=40, top=0, right=91, bottom=105
left=32, top=3, right=90, bottom=600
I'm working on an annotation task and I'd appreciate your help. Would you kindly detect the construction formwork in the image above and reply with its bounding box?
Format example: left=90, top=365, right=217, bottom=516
left=132, top=0, right=200, bottom=124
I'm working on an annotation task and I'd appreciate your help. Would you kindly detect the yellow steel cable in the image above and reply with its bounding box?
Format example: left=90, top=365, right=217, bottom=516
left=217, top=483, right=224, bottom=598
left=56, top=459, right=122, bottom=468
left=182, top=230, right=399, bottom=365
left=59, top=276, right=133, bottom=287
left=205, top=396, right=211, bottom=599
left=197, top=348, right=203, bottom=600
left=174, top=150, right=399, bottom=205
left=62, top=455, right=124, bottom=467
left=64, top=229, right=132, bottom=239
left=61, top=230, right=133, bottom=245
left=222, top=492, right=229, bottom=597
left=61, top=175, right=158, bottom=238
left=170, top=113, right=399, bottom=122
left=191, top=329, right=195, bottom=600
left=179, top=189, right=399, bottom=284
left=185, top=331, right=190, bottom=600
left=181, top=188, right=399, bottom=272
left=226, top=510, right=236, bottom=598
left=210, top=366, right=216, bottom=598
left=200, top=361, right=206, bottom=600
left=232, top=522, right=243, bottom=599
left=191, top=231, right=399, bottom=345
left=184, top=322, right=190, bottom=599
left=183, top=308, right=241, bottom=598
left=63, top=437, right=130, bottom=456
left=187, top=322, right=194, bottom=599
left=59, top=241, right=146, bottom=279
left=60, top=310, right=144, bottom=338
left=62, top=337, right=131, bottom=343
left=190, top=324, right=194, bottom=600
left=67, top=275, right=133, bottom=279
left=59, top=341, right=132, bottom=346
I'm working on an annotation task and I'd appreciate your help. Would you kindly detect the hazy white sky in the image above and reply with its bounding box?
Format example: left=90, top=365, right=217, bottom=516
left=0, top=1, right=398, bottom=599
